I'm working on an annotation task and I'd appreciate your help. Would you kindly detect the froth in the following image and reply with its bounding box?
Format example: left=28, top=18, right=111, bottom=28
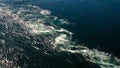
left=40, top=9, right=51, bottom=15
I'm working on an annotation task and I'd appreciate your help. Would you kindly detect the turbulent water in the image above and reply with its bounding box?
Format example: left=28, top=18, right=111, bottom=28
left=0, top=3, right=120, bottom=68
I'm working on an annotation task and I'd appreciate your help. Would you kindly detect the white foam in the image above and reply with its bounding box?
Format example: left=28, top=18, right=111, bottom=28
left=63, top=48, right=120, bottom=68
left=55, top=28, right=73, bottom=35
left=40, top=9, right=51, bottom=15
left=0, top=40, right=5, bottom=45
left=0, top=3, right=6, bottom=6
left=31, top=45, right=40, bottom=50
left=53, top=17, right=58, bottom=20
left=55, top=34, right=69, bottom=45
left=60, top=19, right=69, bottom=24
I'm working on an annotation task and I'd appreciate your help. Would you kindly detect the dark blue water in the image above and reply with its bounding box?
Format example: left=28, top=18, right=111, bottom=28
left=2, top=0, right=120, bottom=57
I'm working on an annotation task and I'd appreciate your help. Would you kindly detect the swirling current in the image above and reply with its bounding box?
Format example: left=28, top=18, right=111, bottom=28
left=0, top=3, right=120, bottom=68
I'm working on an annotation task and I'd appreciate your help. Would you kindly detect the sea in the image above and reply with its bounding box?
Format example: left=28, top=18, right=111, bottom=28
left=0, top=0, right=120, bottom=68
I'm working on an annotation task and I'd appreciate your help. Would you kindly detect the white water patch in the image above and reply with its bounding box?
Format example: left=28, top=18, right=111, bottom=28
left=0, top=3, right=6, bottom=6
left=62, top=47, right=120, bottom=68
left=55, top=34, right=69, bottom=45
left=0, top=4, right=120, bottom=68
left=40, top=9, right=51, bottom=15
left=55, top=28, right=73, bottom=35
left=26, top=23, right=53, bottom=34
